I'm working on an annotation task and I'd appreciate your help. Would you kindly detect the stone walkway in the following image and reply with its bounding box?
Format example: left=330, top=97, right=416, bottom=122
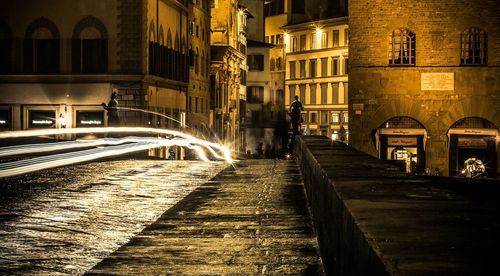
left=87, top=160, right=324, bottom=275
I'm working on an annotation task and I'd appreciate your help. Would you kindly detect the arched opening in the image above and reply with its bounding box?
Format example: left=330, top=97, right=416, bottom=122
left=24, top=17, right=60, bottom=73
left=375, top=116, right=427, bottom=173
left=447, top=117, right=497, bottom=177
left=0, top=20, right=12, bottom=73
left=72, top=16, right=108, bottom=73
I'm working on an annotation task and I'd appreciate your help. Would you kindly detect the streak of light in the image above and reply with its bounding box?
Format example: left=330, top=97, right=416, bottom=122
left=0, top=127, right=233, bottom=163
left=0, top=138, right=212, bottom=178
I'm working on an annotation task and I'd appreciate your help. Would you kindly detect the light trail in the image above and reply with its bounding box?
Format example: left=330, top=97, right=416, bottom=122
left=0, top=137, right=145, bottom=158
left=0, top=127, right=233, bottom=164
left=0, top=138, right=217, bottom=178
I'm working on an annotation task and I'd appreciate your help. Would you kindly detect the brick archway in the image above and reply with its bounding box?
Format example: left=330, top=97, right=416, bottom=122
left=25, top=17, right=60, bottom=39
left=73, top=16, right=108, bottom=39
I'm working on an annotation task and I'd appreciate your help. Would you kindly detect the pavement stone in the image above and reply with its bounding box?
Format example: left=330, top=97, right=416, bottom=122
left=87, top=160, right=324, bottom=275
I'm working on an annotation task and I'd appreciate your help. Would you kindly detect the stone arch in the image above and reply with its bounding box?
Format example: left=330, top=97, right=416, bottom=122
left=167, top=29, right=172, bottom=48
left=25, top=17, right=60, bottom=39
left=148, top=20, right=155, bottom=42
left=73, top=15, right=108, bottom=39
left=378, top=116, right=426, bottom=129
left=158, top=25, right=165, bottom=45
left=368, top=99, right=430, bottom=133
left=447, top=116, right=498, bottom=177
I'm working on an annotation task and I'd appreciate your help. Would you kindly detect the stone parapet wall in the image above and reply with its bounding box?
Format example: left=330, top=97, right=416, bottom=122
left=295, top=135, right=498, bottom=275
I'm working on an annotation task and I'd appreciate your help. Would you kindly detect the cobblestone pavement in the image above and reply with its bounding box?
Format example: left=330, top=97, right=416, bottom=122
left=88, top=160, right=324, bottom=275
left=0, top=160, right=227, bottom=275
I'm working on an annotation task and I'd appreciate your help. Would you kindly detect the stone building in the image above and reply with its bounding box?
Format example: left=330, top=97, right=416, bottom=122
left=283, top=17, right=349, bottom=140
left=187, top=0, right=211, bottom=134
left=0, top=0, right=189, bottom=134
left=209, top=0, right=248, bottom=152
left=349, top=0, right=500, bottom=176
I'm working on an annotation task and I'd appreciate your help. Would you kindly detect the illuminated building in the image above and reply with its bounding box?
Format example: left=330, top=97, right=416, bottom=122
left=349, top=0, right=499, bottom=176
left=209, top=0, right=248, bottom=152
left=187, top=0, right=211, bottom=135
left=283, top=17, right=349, bottom=140
left=0, top=0, right=189, bottom=132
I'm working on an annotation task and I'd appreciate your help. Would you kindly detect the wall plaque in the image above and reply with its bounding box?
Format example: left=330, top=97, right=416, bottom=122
left=421, top=72, right=454, bottom=91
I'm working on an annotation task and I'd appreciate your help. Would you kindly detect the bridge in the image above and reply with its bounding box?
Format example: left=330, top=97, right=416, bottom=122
left=0, top=136, right=498, bottom=275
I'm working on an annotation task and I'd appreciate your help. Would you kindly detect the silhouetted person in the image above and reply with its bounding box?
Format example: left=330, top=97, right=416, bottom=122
left=289, top=95, right=304, bottom=135
left=102, top=91, right=120, bottom=127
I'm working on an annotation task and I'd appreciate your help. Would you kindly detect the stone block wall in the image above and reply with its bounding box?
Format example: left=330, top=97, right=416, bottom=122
left=348, top=0, right=500, bottom=175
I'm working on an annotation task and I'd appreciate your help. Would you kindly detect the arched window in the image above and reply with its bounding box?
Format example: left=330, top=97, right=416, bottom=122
left=148, top=21, right=155, bottom=42
left=24, top=17, right=60, bottom=73
left=0, top=20, right=12, bottom=73
left=389, top=29, right=415, bottom=65
left=174, top=33, right=180, bottom=51
left=158, top=25, right=165, bottom=45
left=461, top=27, right=487, bottom=65
left=72, top=16, right=108, bottom=73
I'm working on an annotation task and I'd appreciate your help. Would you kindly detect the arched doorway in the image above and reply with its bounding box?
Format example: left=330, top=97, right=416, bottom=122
left=375, top=116, right=427, bottom=173
left=447, top=117, right=498, bottom=177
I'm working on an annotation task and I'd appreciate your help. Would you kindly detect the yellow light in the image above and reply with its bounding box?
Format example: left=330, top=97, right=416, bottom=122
left=315, top=27, right=323, bottom=49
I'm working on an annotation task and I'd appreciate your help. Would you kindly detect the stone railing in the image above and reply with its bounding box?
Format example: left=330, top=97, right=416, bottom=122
left=295, top=135, right=498, bottom=275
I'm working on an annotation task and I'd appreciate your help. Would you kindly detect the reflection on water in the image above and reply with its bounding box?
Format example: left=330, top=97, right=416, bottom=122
left=0, top=160, right=226, bottom=275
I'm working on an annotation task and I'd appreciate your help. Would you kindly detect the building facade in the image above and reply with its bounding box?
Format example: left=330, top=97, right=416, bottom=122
left=209, top=0, right=247, bottom=152
left=349, top=0, right=500, bottom=176
left=187, top=0, right=211, bottom=134
left=0, top=0, right=189, bottom=135
left=284, top=17, right=349, bottom=140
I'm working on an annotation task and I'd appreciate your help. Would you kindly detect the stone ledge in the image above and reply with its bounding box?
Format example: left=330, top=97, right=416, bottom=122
left=295, top=135, right=499, bottom=275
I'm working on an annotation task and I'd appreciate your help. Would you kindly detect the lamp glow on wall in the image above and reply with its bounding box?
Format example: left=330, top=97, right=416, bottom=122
left=315, top=26, right=323, bottom=49
left=283, top=32, right=290, bottom=52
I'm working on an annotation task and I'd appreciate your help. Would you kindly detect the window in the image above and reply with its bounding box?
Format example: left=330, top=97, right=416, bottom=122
left=195, top=48, right=199, bottom=74
left=332, top=30, right=339, bottom=47
left=189, top=21, right=195, bottom=36
left=299, top=84, right=306, bottom=102
left=247, top=86, right=264, bottom=103
left=299, top=60, right=306, bottom=78
left=276, top=34, right=283, bottom=44
left=343, top=57, right=349, bottom=74
left=309, top=59, right=316, bottom=78
left=271, top=35, right=275, bottom=44
left=309, top=84, right=317, bottom=104
left=321, top=83, right=328, bottom=104
left=310, top=112, right=317, bottom=124
left=0, top=22, right=12, bottom=73
left=265, top=36, right=269, bottom=43
left=321, top=111, right=328, bottom=125
left=289, top=61, right=296, bottom=78
left=389, top=29, right=416, bottom=65
left=264, top=0, right=285, bottom=16
left=24, top=18, right=60, bottom=73
left=343, top=113, right=349, bottom=123
left=331, top=113, right=340, bottom=123
left=288, top=85, right=296, bottom=104
left=276, top=89, right=284, bottom=106
left=461, top=27, right=487, bottom=65
left=343, top=82, right=348, bottom=104
left=291, top=36, right=297, bottom=52
left=310, top=33, right=317, bottom=50
left=321, top=57, right=328, bottom=77
left=248, top=54, right=264, bottom=71
left=240, top=70, right=247, bottom=85
left=332, top=57, right=339, bottom=75
left=344, top=29, right=349, bottom=46
left=332, top=82, right=339, bottom=104
left=300, top=34, right=306, bottom=51
left=195, top=97, right=199, bottom=113
left=321, top=32, right=328, bottom=48
left=276, top=57, right=282, bottom=70
left=270, top=58, right=275, bottom=71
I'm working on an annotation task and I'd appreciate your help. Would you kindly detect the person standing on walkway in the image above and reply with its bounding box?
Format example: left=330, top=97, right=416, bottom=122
left=102, top=91, right=121, bottom=127
left=289, top=95, right=304, bottom=135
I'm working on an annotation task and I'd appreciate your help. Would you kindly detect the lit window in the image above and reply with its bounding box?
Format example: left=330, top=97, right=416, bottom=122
left=300, top=34, right=306, bottom=51
left=332, top=30, right=339, bottom=47
left=461, top=27, right=487, bottom=65
left=321, top=32, right=328, bottom=48
left=310, top=33, right=317, bottom=50
left=389, top=29, right=415, bottom=65
left=331, top=113, right=339, bottom=123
